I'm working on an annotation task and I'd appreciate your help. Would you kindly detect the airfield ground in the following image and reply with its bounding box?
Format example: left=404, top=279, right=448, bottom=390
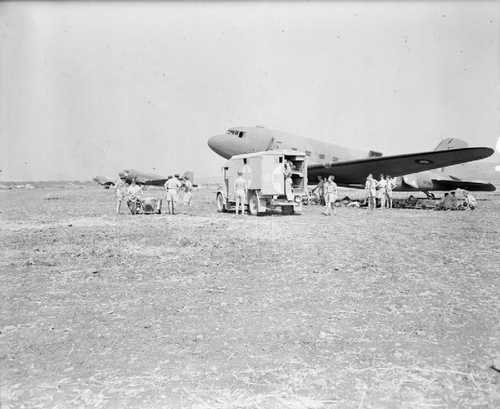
left=1, top=185, right=499, bottom=409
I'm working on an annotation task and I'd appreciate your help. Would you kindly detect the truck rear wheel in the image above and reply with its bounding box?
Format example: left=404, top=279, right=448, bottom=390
left=248, top=193, right=259, bottom=216
left=216, top=193, right=227, bottom=212
left=282, top=205, right=295, bottom=215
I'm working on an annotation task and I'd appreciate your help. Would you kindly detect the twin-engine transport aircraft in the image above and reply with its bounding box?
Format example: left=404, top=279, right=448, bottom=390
left=208, top=126, right=495, bottom=191
left=119, top=169, right=195, bottom=186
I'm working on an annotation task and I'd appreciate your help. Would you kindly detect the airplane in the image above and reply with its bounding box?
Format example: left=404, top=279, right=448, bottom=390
left=119, top=169, right=195, bottom=186
left=208, top=126, right=495, bottom=192
left=93, top=176, right=115, bottom=189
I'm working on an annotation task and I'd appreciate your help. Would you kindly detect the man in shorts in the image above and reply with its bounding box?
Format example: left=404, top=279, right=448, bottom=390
left=377, top=174, right=387, bottom=209
left=365, top=174, right=377, bottom=210
left=183, top=177, right=193, bottom=207
left=164, top=175, right=181, bottom=214
left=234, top=171, right=247, bottom=216
left=115, top=176, right=126, bottom=214
left=385, top=175, right=395, bottom=209
left=323, top=175, right=338, bottom=216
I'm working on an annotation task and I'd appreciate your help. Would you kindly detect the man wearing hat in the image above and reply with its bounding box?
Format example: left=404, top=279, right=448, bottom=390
left=164, top=174, right=181, bottom=214
left=234, top=170, right=248, bottom=215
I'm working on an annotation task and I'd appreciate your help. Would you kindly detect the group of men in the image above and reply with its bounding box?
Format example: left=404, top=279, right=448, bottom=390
left=436, top=189, right=477, bottom=211
left=364, top=174, right=395, bottom=210
left=163, top=174, right=193, bottom=214
left=114, top=174, right=193, bottom=215
left=312, top=173, right=394, bottom=214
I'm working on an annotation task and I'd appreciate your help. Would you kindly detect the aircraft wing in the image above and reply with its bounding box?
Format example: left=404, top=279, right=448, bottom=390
left=307, top=147, right=494, bottom=185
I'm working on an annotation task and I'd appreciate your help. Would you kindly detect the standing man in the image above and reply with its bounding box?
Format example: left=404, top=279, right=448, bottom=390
left=183, top=176, right=193, bottom=207
left=323, top=175, right=338, bottom=216
left=377, top=174, right=387, bottom=209
left=365, top=174, right=377, bottom=210
left=234, top=170, right=247, bottom=216
left=385, top=175, right=394, bottom=209
left=164, top=174, right=181, bottom=214
left=314, top=176, right=326, bottom=205
left=285, top=175, right=293, bottom=201
left=115, top=176, right=126, bottom=214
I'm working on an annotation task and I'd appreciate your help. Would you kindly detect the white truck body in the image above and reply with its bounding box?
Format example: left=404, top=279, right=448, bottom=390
left=216, top=150, right=307, bottom=215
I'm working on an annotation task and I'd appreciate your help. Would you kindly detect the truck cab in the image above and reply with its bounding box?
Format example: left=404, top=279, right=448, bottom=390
left=216, top=150, right=307, bottom=215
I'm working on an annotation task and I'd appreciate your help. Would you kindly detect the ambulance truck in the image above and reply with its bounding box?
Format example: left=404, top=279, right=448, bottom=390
left=216, top=150, right=307, bottom=215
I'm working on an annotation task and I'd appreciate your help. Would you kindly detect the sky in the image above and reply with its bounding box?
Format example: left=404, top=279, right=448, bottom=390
left=1, top=1, right=499, bottom=181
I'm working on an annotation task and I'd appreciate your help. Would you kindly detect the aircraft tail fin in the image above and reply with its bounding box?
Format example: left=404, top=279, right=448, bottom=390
left=434, top=138, right=469, bottom=172
left=434, top=138, right=468, bottom=151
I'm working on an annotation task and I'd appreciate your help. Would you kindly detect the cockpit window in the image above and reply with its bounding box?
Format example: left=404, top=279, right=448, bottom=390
left=226, top=129, right=245, bottom=138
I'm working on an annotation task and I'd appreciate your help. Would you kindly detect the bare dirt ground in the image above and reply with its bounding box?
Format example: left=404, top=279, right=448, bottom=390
left=1, top=185, right=499, bottom=409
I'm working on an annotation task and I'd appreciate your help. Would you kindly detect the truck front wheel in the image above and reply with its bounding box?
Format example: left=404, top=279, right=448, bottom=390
left=216, top=193, right=227, bottom=213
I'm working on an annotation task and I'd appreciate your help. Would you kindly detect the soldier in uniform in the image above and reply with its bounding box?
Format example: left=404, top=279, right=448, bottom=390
left=385, top=175, right=395, bottom=209
left=183, top=177, right=193, bottom=207
left=234, top=171, right=247, bottom=216
left=164, top=175, right=181, bottom=214
left=323, top=175, right=338, bottom=216
left=377, top=174, right=387, bottom=209
left=114, top=176, right=126, bottom=214
left=312, top=176, right=325, bottom=205
left=365, top=174, right=377, bottom=210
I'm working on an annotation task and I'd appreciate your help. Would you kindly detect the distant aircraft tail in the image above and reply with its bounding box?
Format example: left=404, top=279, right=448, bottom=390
left=434, top=138, right=468, bottom=151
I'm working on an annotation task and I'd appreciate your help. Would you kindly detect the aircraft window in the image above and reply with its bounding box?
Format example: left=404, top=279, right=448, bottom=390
left=319, top=153, right=325, bottom=159
left=305, top=150, right=311, bottom=157
left=243, top=158, right=247, bottom=164
left=331, top=156, right=338, bottom=162
left=291, top=147, right=298, bottom=151
left=238, top=131, right=245, bottom=138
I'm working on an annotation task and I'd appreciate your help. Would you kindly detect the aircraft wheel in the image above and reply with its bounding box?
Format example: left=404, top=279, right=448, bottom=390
left=248, top=193, right=259, bottom=216
left=216, top=193, right=227, bottom=212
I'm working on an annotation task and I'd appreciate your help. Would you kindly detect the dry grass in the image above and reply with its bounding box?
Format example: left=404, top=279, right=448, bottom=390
left=1, top=185, right=499, bottom=408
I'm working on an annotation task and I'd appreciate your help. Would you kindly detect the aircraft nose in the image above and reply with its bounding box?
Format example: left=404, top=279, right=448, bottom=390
left=208, top=134, right=231, bottom=158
